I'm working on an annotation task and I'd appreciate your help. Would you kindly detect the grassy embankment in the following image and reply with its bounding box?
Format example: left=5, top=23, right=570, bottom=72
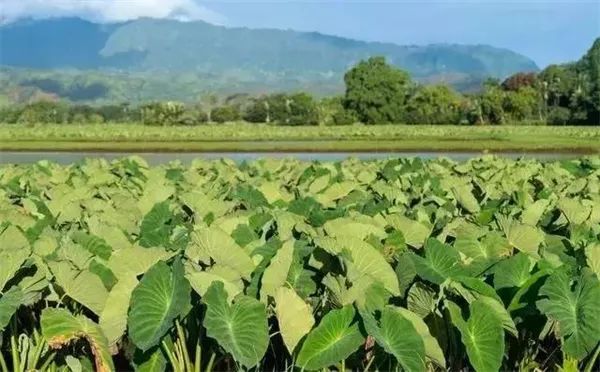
left=1, top=123, right=599, bottom=153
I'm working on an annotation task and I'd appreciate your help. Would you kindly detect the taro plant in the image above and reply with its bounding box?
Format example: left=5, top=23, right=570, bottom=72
left=0, top=155, right=599, bottom=371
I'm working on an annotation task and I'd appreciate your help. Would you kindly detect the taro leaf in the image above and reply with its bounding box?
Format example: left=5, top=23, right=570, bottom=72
left=296, top=305, right=364, bottom=370
left=189, top=226, right=255, bottom=280
left=0, top=225, right=30, bottom=252
left=134, top=347, right=167, bottom=372
left=0, top=248, right=30, bottom=292
left=128, top=260, right=191, bottom=351
left=558, top=199, right=591, bottom=225
left=0, top=225, right=31, bottom=291
left=99, top=275, right=138, bottom=350
left=452, top=184, right=481, bottom=214
left=261, top=240, right=294, bottom=300
left=476, top=296, right=518, bottom=337
left=446, top=300, right=504, bottom=372
left=493, top=253, right=532, bottom=289
left=521, top=199, right=550, bottom=226
left=505, top=223, right=543, bottom=258
left=139, top=201, right=173, bottom=248
left=584, top=243, right=600, bottom=278
left=49, top=261, right=108, bottom=315
left=108, top=245, right=174, bottom=279
left=536, top=269, right=600, bottom=359
left=202, top=281, right=269, bottom=368
left=359, top=306, right=426, bottom=372
left=407, top=282, right=436, bottom=318
left=41, top=308, right=114, bottom=372
left=186, top=271, right=242, bottom=303
left=286, top=260, right=317, bottom=299
left=411, top=238, right=464, bottom=285
left=323, top=217, right=386, bottom=240
left=395, top=252, right=417, bottom=295
left=0, top=286, right=23, bottom=331
left=72, top=232, right=112, bottom=260
left=274, top=287, right=315, bottom=354
left=387, top=215, right=431, bottom=249
left=231, top=224, right=259, bottom=247
left=316, top=236, right=400, bottom=295
left=508, top=269, right=552, bottom=312
left=395, top=307, right=446, bottom=368
left=89, top=260, right=118, bottom=290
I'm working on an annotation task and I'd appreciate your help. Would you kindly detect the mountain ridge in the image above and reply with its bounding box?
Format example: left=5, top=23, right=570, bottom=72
left=0, top=17, right=539, bottom=102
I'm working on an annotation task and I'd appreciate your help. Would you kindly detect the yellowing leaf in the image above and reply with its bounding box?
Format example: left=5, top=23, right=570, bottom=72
left=275, top=287, right=315, bottom=354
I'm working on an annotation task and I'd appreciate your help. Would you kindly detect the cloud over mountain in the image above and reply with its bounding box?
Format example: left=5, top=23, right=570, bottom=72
left=0, top=0, right=226, bottom=24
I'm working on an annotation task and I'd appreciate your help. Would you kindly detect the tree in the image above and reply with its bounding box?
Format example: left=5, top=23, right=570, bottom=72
left=477, top=86, right=505, bottom=124
left=501, top=72, right=537, bottom=91
left=242, top=93, right=319, bottom=125
left=140, top=102, right=187, bottom=126
left=285, top=93, right=319, bottom=125
left=343, top=57, right=412, bottom=124
left=579, top=38, right=600, bottom=124
left=211, top=106, right=241, bottom=123
left=404, top=85, right=463, bottom=124
left=244, top=97, right=269, bottom=123
left=502, top=87, right=541, bottom=122
left=16, top=101, right=69, bottom=124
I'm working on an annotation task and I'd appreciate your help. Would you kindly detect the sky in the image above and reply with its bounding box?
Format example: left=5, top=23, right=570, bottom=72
left=1, top=0, right=599, bottom=67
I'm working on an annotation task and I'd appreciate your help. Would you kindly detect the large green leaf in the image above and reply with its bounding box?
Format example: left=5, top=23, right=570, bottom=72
left=452, top=184, right=481, bottom=214
left=188, top=226, right=255, bottom=280
left=99, top=275, right=138, bottom=350
left=41, top=308, right=114, bottom=372
left=128, top=260, right=191, bottom=351
left=316, top=236, right=400, bottom=295
left=493, top=252, right=532, bottom=289
left=536, top=269, right=600, bottom=359
left=296, top=305, right=364, bottom=370
left=585, top=243, right=600, bottom=278
left=274, top=286, right=315, bottom=354
left=108, top=245, right=174, bottom=279
left=411, top=238, right=464, bottom=285
left=186, top=270, right=242, bottom=303
left=446, top=300, right=504, bottom=372
left=139, top=201, right=174, bottom=248
left=360, top=306, right=426, bottom=372
left=323, top=217, right=386, bottom=240
left=0, top=248, right=30, bottom=292
left=49, top=261, right=108, bottom=315
left=505, top=222, right=543, bottom=258
left=0, top=286, right=23, bottom=331
left=395, top=307, right=445, bottom=368
left=387, top=215, right=431, bottom=249
left=202, top=281, right=269, bottom=368
left=261, top=239, right=294, bottom=300
left=72, top=231, right=113, bottom=260
left=0, top=226, right=30, bottom=291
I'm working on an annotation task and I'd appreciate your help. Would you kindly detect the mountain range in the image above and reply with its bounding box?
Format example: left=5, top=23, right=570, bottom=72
left=0, top=17, right=539, bottom=103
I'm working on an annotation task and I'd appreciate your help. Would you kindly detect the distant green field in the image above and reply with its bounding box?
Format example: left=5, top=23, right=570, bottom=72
left=1, top=123, right=599, bottom=152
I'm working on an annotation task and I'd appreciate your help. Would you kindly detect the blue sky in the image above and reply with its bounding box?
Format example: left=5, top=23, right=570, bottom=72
left=3, top=0, right=599, bottom=67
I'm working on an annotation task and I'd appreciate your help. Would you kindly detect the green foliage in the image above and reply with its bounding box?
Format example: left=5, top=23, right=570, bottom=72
left=202, top=281, right=269, bottom=368
left=1, top=155, right=600, bottom=371
left=404, top=84, right=463, bottom=124
left=343, top=56, right=412, bottom=124
left=210, top=105, right=241, bottom=123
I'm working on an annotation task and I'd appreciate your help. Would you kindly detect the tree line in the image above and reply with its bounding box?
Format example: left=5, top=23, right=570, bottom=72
left=1, top=38, right=598, bottom=126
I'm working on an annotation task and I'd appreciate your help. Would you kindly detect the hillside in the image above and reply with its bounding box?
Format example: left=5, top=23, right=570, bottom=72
left=0, top=17, right=539, bottom=102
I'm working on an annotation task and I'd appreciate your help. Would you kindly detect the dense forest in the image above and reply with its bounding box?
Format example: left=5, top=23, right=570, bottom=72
left=1, top=38, right=598, bottom=126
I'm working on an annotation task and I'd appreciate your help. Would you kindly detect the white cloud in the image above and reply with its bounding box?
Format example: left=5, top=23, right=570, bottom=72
left=0, top=0, right=226, bottom=24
